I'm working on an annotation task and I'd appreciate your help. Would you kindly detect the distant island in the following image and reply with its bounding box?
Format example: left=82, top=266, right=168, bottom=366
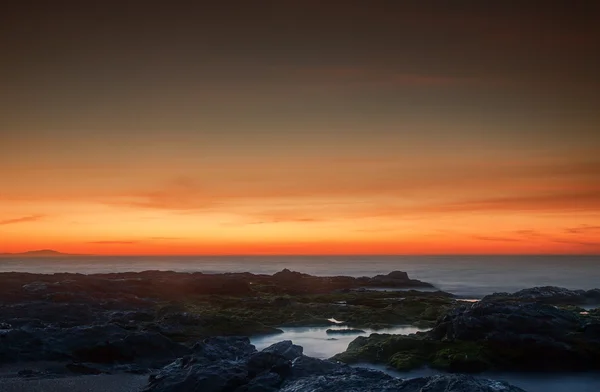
left=0, top=249, right=85, bottom=257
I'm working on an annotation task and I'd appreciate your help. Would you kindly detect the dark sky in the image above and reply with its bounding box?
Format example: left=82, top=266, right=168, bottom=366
left=1, top=1, right=599, bottom=254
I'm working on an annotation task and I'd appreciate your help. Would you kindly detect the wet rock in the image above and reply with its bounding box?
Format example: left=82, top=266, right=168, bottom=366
left=0, top=323, right=189, bottom=367
left=326, top=328, right=366, bottom=335
left=239, top=372, right=282, bottom=392
left=261, top=340, right=303, bottom=360
left=142, top=339, right=526, bottom=392
left=191, top=336, right=257, bottom=361
left=246, top=351, right=291, bottom=378
left=289, top=355, right=345, bottom=378
left=66, top=362, right=104, bottom=375
left=397, top=374, right=526, bottom=392
left=482, top=286, right=600, bottom=306
left=337, top=301, right=600, bottom=372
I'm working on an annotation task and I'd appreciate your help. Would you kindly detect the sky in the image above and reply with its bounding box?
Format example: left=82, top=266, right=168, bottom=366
left=1, top=1, right=599, bottom=255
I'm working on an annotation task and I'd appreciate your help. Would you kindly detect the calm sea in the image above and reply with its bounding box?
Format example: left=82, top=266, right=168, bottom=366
left=1, top=255, right=598, bottom=297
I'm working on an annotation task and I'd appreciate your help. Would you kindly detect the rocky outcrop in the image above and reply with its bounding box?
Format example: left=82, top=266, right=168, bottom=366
left=482, top=286, right=600, bottom=305
left=0, top=323, right=189, bottom=368
left=0, top=269, right=434, bottom=305
left=143, top=337, right=526, bottom=392
left=270, top=269, right=434, bottom=294
left=336, top=300, right=600, bottom=372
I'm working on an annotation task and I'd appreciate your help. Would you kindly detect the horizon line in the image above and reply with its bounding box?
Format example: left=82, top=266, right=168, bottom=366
left=2, top=251, right=599, bottom=257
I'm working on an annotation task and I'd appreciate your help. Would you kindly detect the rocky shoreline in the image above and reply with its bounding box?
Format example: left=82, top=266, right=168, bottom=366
left=334, top=287, right=600, bottom=373
left=142, top=337, right=526, bottom=392
left=0, top=270, right=599, bottom=391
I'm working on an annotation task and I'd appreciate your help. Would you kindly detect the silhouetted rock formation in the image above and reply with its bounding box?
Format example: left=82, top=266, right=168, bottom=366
left=142, top=337, right=526, bottom=392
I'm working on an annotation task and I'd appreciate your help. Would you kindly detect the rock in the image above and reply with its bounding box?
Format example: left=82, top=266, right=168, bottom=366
left=261, top=340, right=303, bottom=360
left=374, top=271, right=409, bottom=281
left=191, top=336, right=256, bottom=361
left=271, top=297, right=293, bottom=307
left=272, top=269, right=307, bottom=282
left=142, top=339, right=526, bottom=392
left=144, top=360, right=249, bottom=392
left=0, top=323, right=189, bottom=367
left=247, top=351, right=291, bottom=378
left=17, top=369, right=45, bottom=377
left=281, top=364, right=525, bottom=392
left=289, top=355, right=345, bottom=378
left=326, top=328, right=366, bottom=335
left=239, top=372, right=282, bottom=392
left=280, top=368, right=405, bottom=391
left=337, top=301, right=600, bottom=372
left=396, top=374, right=526, bottom=392
left=482, top=286, right=600, bottom=305
left=66, top=362, right=104, bottom=375
left=431, top=301, right=581, bottom=342
left=143, top=337, right=258, bottom=392
left=22, top=282, right=49, bottom=293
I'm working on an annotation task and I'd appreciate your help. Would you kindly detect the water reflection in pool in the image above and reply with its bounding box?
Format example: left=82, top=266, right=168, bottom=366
left=250, top=325, right=427, bottom=359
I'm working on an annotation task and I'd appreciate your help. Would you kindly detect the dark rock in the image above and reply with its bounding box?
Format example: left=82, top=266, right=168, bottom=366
left=326, top=328, right=366, bottom=335
left=373, top=271, right=409, bottom=281
left=289, top=355, right=345, bottom=379
left=66, top=362, right=104, bottom=375
left=482, top=286, right=600, bottom=306
left=0, top=323, right=189, bottom=367
left=432, top=301, right=581, bottom=341
left=17, top=369, right=45, bottom=377
left=142, top=339, right=526, bottom=392
left=246, top=351, right=290, bottom=378
left=337, top=300, right=600, bottom=372
left=397, top=374, right=526, bottom=392
left=261, top=340, right=303, bottom=360
left=238, top=372, right=282, bottom=392
left=191, top=336, right=256, bottom=361
left=143, top=337, right=257, bottom=392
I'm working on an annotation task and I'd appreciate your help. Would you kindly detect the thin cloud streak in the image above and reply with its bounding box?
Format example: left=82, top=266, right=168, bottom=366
left=0, top=215, right=45, bottom=225
left=473, top=235, right=523, bottom=243
left=565, top=225, right=600, bottom=234
left=88, top=241, right=138, bottom=245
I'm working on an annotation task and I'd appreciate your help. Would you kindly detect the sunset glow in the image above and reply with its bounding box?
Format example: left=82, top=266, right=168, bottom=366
left=1, top=2, right=599, bottom=255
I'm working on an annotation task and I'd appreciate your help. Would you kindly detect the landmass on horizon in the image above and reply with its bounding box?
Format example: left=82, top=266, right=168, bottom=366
left=0, top=249, right=86, bottom=257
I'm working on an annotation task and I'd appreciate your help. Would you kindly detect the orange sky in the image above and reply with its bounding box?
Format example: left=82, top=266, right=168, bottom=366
left=1, top=143, right=599, bottom=255
left=1, top=2, right=599, bottom=255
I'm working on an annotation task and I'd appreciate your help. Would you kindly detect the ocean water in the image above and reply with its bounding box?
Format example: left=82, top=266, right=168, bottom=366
left=0, top=255, right=598, bottom=297
left=251, top=325, right=427, bottom=359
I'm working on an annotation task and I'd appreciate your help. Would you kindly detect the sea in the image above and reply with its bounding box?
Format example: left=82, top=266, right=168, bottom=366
left=2, top=254, right=600, bottom=391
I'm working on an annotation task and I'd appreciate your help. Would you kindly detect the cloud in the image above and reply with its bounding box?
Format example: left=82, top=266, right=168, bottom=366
left=473, top=229, right=600, bottom=249
left=512, top=230, right=543, bottom=237
left=111, top=177, right=218, bottom=211
left=148, top=237, right=184, bottom=241
left=424, top=191, right=600, bottom=214
left=88, top=241, right=138, bottom=245
left=101, top=159, right=600, bottom=217
left=0, top=214, right=45, bottom=225
left=473, top=235, right=523, bottom=243
left=564, top=225, right=600, bottom=234
left=245, top=217, right=321, bottom=225
left=551, top=239, right=600, bottom=248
